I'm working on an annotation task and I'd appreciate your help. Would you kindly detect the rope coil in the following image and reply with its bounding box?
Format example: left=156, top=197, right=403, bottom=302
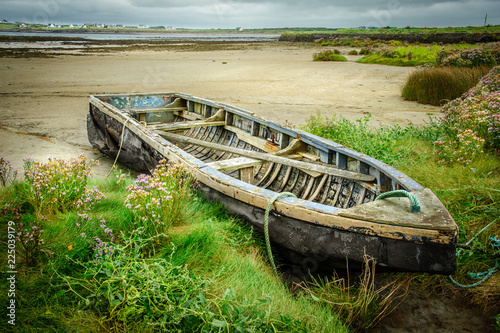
left=375, top=190, right=421, bottom=213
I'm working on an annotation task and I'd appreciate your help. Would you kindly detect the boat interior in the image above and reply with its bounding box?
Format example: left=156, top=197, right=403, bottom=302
left=97, top=93, right=420, bottom=210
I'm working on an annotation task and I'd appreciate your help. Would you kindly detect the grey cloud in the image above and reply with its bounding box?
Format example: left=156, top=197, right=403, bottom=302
left=1, top=0, right=498, bottom=28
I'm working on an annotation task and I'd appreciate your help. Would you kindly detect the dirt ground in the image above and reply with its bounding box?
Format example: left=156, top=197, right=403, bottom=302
left=0, top=41, right=496, bottom=332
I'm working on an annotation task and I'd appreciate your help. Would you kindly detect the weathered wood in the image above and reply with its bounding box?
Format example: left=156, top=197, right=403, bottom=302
left=155, top=120, right=226, bottom=132
left=206, top=156, right=265, bottom=172
left=131, top=97, right=187, bottom=114
left=240, top=167, right=254, bottom=184
left=158, top=131, right=376, bottom=182
left=225, top=125, right=279, bottom=153
left=133, top=107, right=186, bottom=114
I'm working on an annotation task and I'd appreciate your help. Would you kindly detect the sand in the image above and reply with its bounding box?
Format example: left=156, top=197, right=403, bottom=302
left=0, top=43, right=440, bottom=177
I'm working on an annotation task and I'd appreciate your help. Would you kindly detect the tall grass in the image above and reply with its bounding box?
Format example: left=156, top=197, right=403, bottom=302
left=402, top=66, right=492, bottom=105
left=313, top=50, right=348, bottom=62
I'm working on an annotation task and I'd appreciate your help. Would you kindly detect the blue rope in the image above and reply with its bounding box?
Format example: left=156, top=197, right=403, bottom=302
left=375, top=190, right=421, bottom=213
left=449, top=217, right=499, bottom=289
left=449, top=260, right=499, bottom=289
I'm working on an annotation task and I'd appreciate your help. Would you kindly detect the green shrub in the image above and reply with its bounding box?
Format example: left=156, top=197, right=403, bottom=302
left=313, top=50, right=348, bottom=62
left=348, top=49, right=358, bottom=55
left=359, top=48, right=369, bottom=55
left=402, top=65, right=492, bottom=106
left=301, top=113, right=424, bottom=167
left=22, top=154, right=103, bottom=216
left=436, top=42, right=500, bottom=67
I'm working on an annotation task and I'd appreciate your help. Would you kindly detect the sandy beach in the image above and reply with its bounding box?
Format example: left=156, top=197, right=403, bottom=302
left=0, top=42, right=440, bottom=177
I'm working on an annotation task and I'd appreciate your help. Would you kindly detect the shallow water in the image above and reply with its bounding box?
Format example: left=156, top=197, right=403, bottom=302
left=0, top=31, right=280, bottom=41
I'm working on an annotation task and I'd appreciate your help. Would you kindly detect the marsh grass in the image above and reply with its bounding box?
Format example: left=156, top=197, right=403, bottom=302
left=402, top=66, right=493, bottom=105
left=297, top=257, right=411, bottom=331
left=313, top=50, right=348, bottom=61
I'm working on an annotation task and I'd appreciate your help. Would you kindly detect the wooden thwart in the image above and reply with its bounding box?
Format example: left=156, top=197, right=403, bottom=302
left=153, top=120, right=226, bottom=131
left=131, top=98, right=187, bottom=114
left=207, top=156, right=265, bottom=172
left=159, top=131, right=376, bottom=182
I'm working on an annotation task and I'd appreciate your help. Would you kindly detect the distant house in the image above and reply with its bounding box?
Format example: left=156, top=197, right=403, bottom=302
left=138, top=25, right=149, bottom=29
left=2, top=19, right=8, bottom=23
left=116, top=25, right=124, bottom=28
left=95, top=23, right=105, bottom=28
left=236, top=27, right=244, bottom=31
left=48, top=23, right=56, bottom=28
left=165, top=26, right=176, bottom=30
left=18, top=23, right=27, bottom=28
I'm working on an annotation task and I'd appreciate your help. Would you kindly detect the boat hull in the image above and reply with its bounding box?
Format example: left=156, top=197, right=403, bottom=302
left=87, top=93, right=458, bottom=274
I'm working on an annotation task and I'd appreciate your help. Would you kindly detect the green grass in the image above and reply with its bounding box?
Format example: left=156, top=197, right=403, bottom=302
left=402, top=66, right=493, bottom=105
left=0, top=168, right=349, bottom=332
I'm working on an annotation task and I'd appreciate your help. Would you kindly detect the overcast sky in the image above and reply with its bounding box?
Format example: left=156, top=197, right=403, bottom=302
left=1, top=0, right=499, bottom=29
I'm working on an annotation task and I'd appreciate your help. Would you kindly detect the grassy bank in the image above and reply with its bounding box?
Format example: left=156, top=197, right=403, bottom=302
left=0, top=157, right=351, bottom=332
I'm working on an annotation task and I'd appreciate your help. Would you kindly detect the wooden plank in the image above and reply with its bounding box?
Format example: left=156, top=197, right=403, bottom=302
left=130, top=98, right=187, bottom=114
left=224, top=125, right=279, bottom=152
left=158, top=131, right=376, bottom=182
left=173, top=110, right=204, bottom=121
left=155, top=120, right=226, bottom=132
left=206, top=156, right=265, bottom=172
left=240, top=167, right=254, bottom=184
left=132, top=107, right=186, bottom=114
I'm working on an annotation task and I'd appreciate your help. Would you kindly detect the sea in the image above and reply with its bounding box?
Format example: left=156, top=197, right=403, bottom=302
left=0, top=31, right=281, bottom=42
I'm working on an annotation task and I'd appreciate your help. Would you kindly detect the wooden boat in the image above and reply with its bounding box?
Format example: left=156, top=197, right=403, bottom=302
left=87, top=92, right=458, bottom=274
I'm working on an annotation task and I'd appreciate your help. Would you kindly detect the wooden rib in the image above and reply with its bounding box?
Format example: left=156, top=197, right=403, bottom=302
left=183, top=126, right=205, bottom=152
left=201, top=128, right=223, bottom=161
left=224, top=138, right=240, bottom=160
left=301, top=176, right=317, bottom=199
left=196, top=127, right=220, bottom=160
left=255, top=163, right=276, bottom=187
left=343, top=183, right=356, bottom=209
left=356, top=187, right=368, bottom=206
left=308, top=174, right=328, bottom=202
left=262, top=164, right=283, bottom=189
left=212, top=130, right=231, bottom=161
left=189, top=127, right=213, bottom=155
left=285, top=168, right=301, bottom=193
left=330, top=182, right=343, bottom=207
left=291, top=172, right=307, bottom=198
left=277, top=166, right=293, bottom=192
left=320, top=176, right=334, bottom=204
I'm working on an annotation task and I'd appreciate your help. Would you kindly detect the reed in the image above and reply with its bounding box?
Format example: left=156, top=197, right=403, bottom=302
left=402, top=66, right=492, bottom=105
